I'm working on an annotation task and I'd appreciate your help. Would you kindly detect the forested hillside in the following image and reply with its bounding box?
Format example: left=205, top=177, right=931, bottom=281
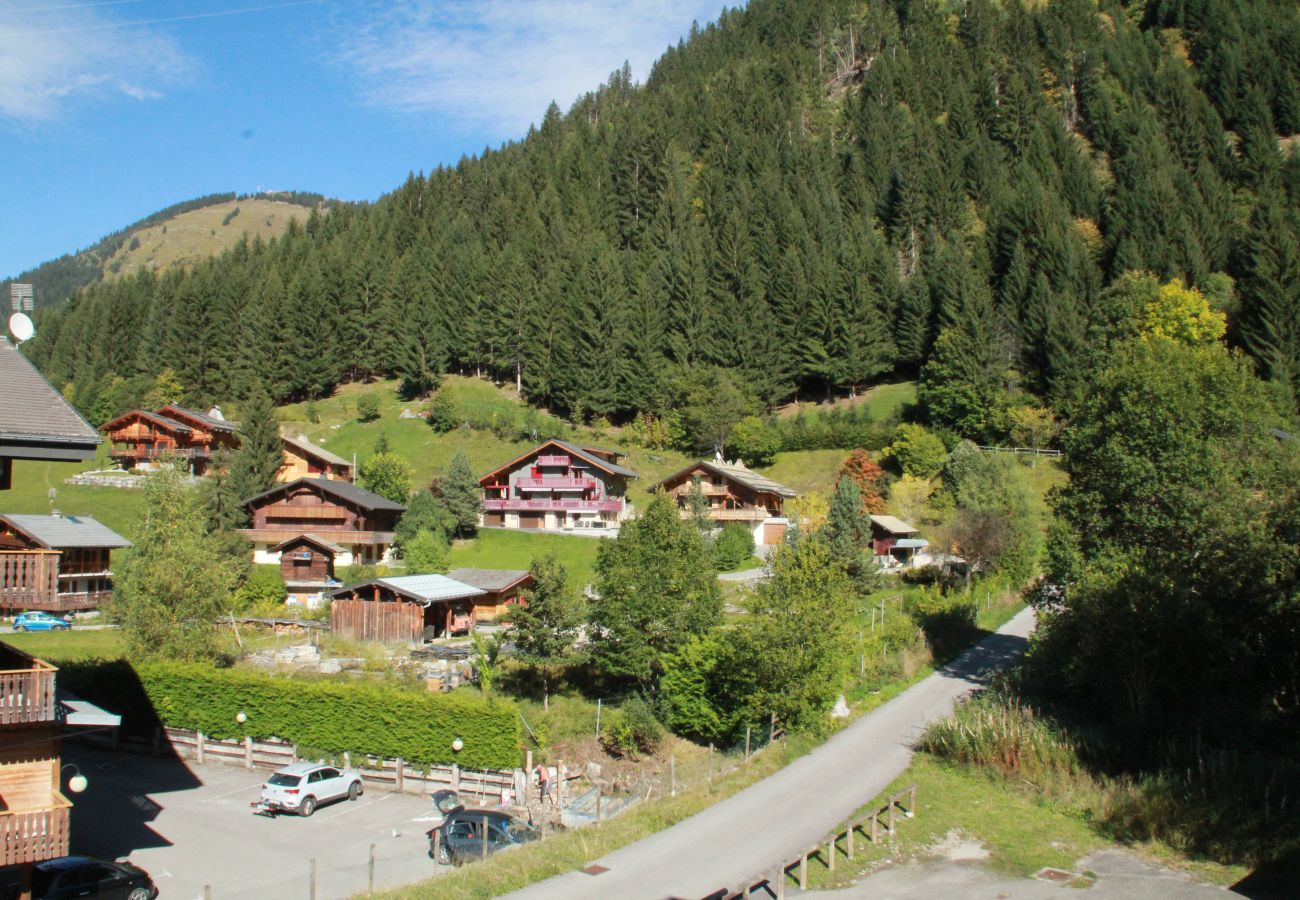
left=26, top=0, right=1300, bottom=431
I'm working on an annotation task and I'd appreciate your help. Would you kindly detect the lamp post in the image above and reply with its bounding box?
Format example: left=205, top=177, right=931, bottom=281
left=60, top=763, right=88, bottom=794
left=451, top=737, right=463, bottom=753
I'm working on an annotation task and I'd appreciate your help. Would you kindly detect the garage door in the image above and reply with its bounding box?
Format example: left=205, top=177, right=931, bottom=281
left=520, top=513, right=544, bottom=529
left=483, top=512, right=504, bottom=527
left=762, top=522, right=787, bottom=545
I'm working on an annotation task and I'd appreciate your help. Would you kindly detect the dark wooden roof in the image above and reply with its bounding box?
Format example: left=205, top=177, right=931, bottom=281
left=242, top=476, right=406, bottom=512
left=100, top=409, right=194, bottom=434
left=157, top=404, right=239, bottom=433
left=0, top=338, right=100, bottom=462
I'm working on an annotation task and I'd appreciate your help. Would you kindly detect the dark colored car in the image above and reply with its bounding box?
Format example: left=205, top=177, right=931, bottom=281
left=21, top=856, right=156, bottom=900
left=433, top=807, right=540, bottom=865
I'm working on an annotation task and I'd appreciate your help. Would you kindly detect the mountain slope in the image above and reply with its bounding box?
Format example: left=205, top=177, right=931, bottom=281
left=27, top=0, right=1300, bottom=427
left=3, top=192, right=326, bottom=310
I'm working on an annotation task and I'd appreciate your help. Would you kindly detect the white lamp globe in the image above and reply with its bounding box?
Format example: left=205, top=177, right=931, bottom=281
left=235, top=711, right=247, bottom=725
left=451, top=738, right=464, bottom=753
left=67, top=774, right=88, bottom=794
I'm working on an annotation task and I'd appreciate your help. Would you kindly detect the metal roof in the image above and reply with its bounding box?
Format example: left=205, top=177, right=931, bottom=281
left=281, top=432, right=353, bottom=468
left=892, top=538, right=930, bottom=549
left=446, top=568, right=531, bottom=593
left=159, top=404, right=240, bottom=433
left=650, top=459, right=797, bottom=498
left=0, top=338, right=100, bottom=459
left=0, top=514, right=132, bottom=549
left=329, top=574, right=485, bottom=605
left=242, top=477, right=406, bottom=512
left=870, top=515, right=919, bottom=535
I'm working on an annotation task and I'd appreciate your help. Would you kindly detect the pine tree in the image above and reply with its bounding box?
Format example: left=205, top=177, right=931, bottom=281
left=438, top=450, right=480, bottom=538
left=502, top=554, right=585, bottom=711
left=227, top=389, right=284, bottom=504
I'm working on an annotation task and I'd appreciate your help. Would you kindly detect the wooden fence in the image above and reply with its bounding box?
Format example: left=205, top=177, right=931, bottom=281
left=89, top=726, right=520, bottom=807
left=330, top=597, right=422, bottom=643
left=729, top=784, right=918, bottom=898
left=976, top=445, right=1061, bottom=458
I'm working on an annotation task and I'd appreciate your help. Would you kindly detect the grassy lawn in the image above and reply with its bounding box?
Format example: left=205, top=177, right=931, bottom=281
left=2, top=455, right=148, bottom=543
left=4, top=627, right=124, bottom=662
left=448, top=529, right=603, bottom=586
left=761, top=449, right=849, bottom=498
left=797, top=753, right=1245, bottom=891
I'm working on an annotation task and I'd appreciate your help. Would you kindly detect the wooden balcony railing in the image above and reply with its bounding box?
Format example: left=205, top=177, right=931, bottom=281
left=110, top=445, right=211, bottom=460
left=483, top=499, right=622, bottom=512
left=0, top=646, right=57, bottom=724
left=0, top=794, right=71, bottom=867
left=535, top=455, right=571, bottom=466
left=515, top=476, right=595, bottom=491
left=0, top=551, right=59, bottom=610
left=54, top=590, right=113, bottom=611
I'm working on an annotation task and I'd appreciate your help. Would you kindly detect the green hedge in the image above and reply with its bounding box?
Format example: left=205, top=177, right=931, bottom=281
left=60, top=661, right=520, bottom=769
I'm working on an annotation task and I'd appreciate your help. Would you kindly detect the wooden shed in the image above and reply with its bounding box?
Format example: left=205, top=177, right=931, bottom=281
left=445, top=568, right=533, bottom=622
left=327, top=575, right=486, bottom=643
left=270, top=534, right=341, bottom=604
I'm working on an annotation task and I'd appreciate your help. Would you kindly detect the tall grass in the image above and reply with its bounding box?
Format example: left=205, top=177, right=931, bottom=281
left=920, top=690, right=1300, bottom=867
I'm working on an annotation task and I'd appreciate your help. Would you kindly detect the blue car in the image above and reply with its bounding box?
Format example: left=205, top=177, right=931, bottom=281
left=13, top=611, right=71, bottom=632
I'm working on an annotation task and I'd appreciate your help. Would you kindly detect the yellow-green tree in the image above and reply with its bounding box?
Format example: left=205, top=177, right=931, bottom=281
left=1141, top=278, right=1226, bottom=346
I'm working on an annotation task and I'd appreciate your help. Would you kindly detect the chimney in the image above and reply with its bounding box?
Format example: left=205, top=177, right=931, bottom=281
left=714, top=450, right=724, bottom=463
left=208, top=405, right=225, bottom=421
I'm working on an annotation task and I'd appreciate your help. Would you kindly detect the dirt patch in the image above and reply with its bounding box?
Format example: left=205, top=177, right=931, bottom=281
left=926, top=829, right=991, bottom=863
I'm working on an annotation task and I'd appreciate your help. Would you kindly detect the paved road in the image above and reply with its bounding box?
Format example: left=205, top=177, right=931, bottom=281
left=510, top=608, right=1036, bottom=900
left=62, top=744, right=445, bottom=900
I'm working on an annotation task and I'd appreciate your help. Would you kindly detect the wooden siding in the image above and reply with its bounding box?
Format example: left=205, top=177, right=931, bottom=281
left=0, top=798, right=69, bottom=867
left=331, top=597, right=421, bottom=643
left=279, top=448, right=352, bottom=483
left=279, top=543, right=333, bottom=584
left=0, top=551, right=58, bottom=611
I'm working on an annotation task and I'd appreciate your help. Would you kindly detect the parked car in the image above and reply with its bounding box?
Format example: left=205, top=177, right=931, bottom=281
left=427, top=788, right=461, bottom=827
left=255, top=761, right=363, bottom=817
left=434, top=807, right=540, bottom=865
left=13, top=611, right=70, bottom=632
left=9, top=855, right=157, bottom=899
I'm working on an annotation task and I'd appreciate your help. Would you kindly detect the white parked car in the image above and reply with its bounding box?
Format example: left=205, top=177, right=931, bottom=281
left=255, top=762, right=363, bottom=817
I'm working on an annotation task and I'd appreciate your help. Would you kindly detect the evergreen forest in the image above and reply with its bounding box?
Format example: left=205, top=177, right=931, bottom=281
left=24, top=0, right=1300, bottom=429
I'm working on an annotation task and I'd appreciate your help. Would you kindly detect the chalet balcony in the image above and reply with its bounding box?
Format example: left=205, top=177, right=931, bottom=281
left=0, top=644, right=57, bottom=725
left=0, top=551, right=58, bottom=610
left=483, top=499, right=622, bottom=513
left=535, top=455, right=571, bottom=467
left=0, top=794, right=71, bottom=867
left=110, top=445, right=211, bottom=460
left=239, top=528, right=396, bottom=546
left=677, top=508, right=774, bottom=522
left=53, top=590, right=113, bottom=611
left=515, top=476, right=595, bottom=491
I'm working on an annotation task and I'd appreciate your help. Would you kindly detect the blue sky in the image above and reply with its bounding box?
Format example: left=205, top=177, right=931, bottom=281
left=0, top=1, right=724, bottom=279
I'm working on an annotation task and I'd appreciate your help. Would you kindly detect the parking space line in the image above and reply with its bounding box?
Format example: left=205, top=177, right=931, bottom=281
left=211, top=782, right=260, bottom=800
left=319, top=792, right=393, bottom=820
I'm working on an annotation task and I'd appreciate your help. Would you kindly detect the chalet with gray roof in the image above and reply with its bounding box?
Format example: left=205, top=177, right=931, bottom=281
left=869, top=514, right=930, bottom=568
left=478, top=439, right=637, bottom=532
left=240, top=477, right=405, bottom=568
left=650, top=455, right=796, bottom=547
left=0, top=338, right=100, bottom=490
left=101, top=404, right=239, bottom=476
left=279, top=432, right=354, bottom=483
left=0, top=513, right=130, bottom=613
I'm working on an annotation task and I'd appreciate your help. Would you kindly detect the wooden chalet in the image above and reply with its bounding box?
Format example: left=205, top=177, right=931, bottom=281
left=270, top=534, right=342, bottom=606
left=445, top=568, right=533, bottom=623
left=869, top=515, right=930, bottom=568
left=479, top=439, right=637, bottom=531
left=0, top=515, right=131, bottom=613
left=0, top=338, right=99, bottom=491
left=101, top=404, right=239, bottom=476
left=0, top=339, right=122, bottom=898
left=240, top=478, right=405, bottom=567
left=279, top=432, right=354, bottom=483
left=650, top=456, right=796, bottom=548
left=328, top=575, right=487, bottom=643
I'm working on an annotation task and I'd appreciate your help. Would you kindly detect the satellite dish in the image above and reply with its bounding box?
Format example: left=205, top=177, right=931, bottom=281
left=8, top=313, right=34, bottom=343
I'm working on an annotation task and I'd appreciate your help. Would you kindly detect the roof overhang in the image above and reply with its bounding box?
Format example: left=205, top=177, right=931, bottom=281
left=0, top=436, right=99, bottom=463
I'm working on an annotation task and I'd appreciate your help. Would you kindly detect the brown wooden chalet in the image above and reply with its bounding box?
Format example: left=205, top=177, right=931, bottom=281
left=328, top=574, right=487, bottom=643
left=101, top=404, right=239, bottom=476
left=240, top=478, right=405, bottom=567
left=479, top=439, right=637, bottom=531
left=0, top=515, right=131, bottom=614
left=271, top=534, right=342, bottom=605
left=869, top=514, right=930, bottom=568
left=279, top=432, right=354, bottom=483
left=445, top=568, right=533, bottom=623
left=0, top=339, right=122, bottom=897
left=650, top=456, right=796, bottom=547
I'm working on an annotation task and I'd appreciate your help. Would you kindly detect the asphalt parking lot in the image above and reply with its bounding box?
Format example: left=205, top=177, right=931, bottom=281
left=64, top=743, right=446, bottom=900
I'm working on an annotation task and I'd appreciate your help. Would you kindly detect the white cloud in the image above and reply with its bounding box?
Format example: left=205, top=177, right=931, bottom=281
left=0, top=1, right=188, bottom=123
left=334, top=1, right=723, bottom=138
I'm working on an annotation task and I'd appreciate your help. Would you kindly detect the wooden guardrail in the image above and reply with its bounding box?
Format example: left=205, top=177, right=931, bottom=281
left=729, top=784, right=917, bottom=898
left=0, top=793, right=71, bottom=867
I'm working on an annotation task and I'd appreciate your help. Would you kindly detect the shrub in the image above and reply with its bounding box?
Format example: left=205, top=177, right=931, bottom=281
left=425, top=388, right=458, bottom=433
left=884, top=423, right=947, bottom=479
left=727, top=416, right=781, bottom=467
left=599, top=697, right=664, bottom=758
left=58, top=660, right=520, bottom=769
left=909, top=589, right=978, bottom=659
left=356, top=392, right=381, bottom=422
left=232, top=565, right=285, bottom=613
left=712, top=523, right=755, bottom=571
